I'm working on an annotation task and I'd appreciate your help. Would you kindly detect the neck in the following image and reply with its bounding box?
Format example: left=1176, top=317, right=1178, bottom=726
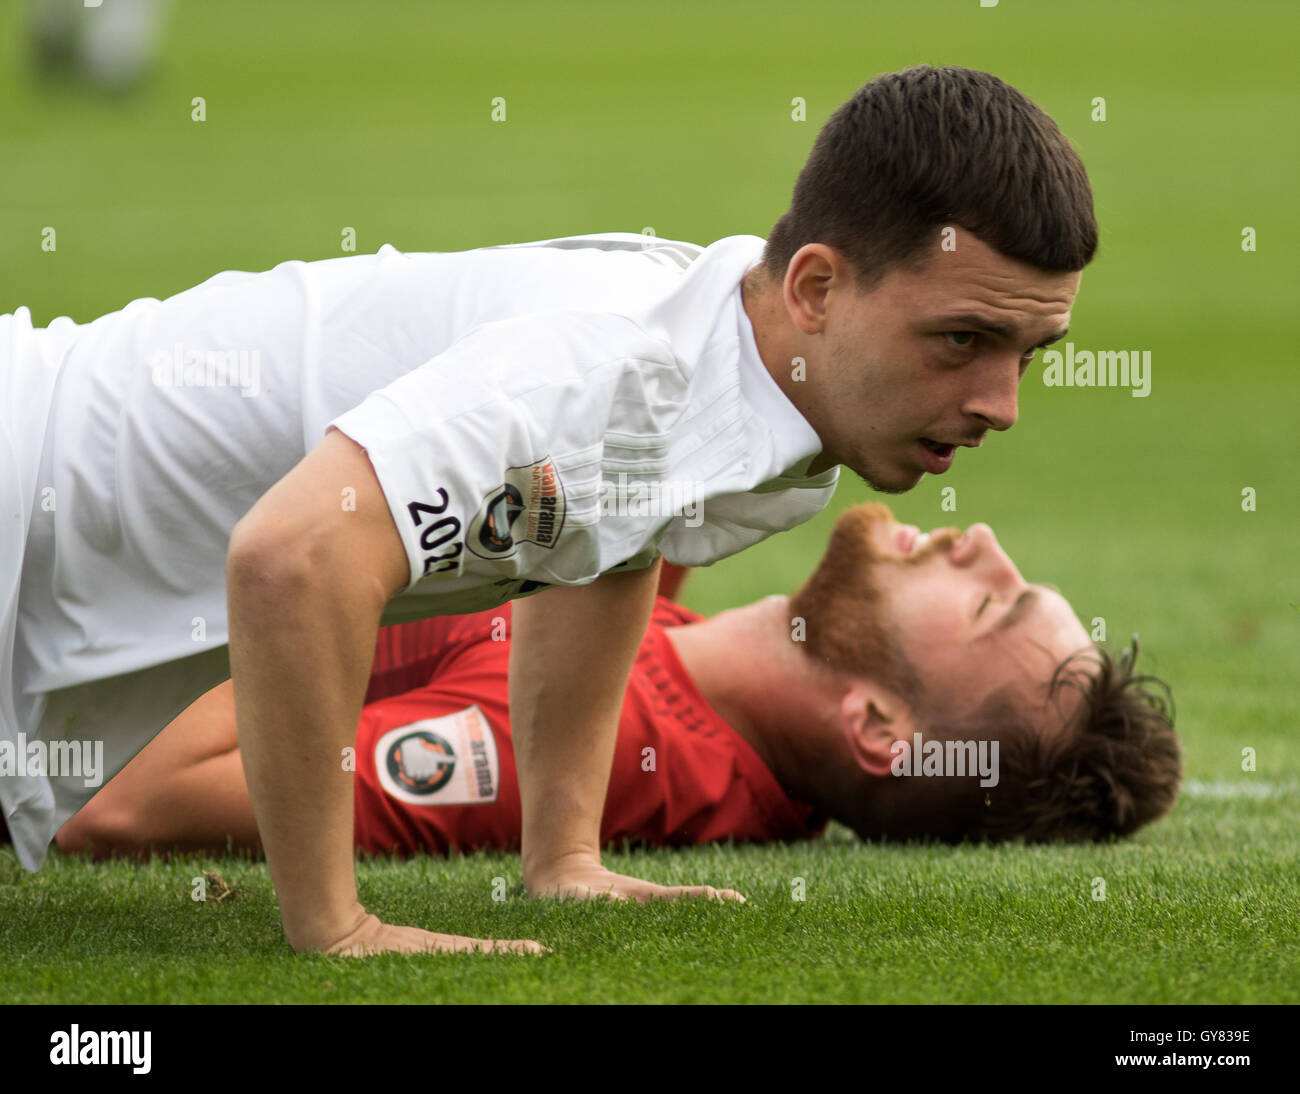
left=663, top=595, right=846, bottom=808
left=740, top=266, right=837, bottom=476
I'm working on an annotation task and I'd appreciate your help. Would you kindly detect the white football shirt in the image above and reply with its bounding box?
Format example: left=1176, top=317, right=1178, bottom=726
left=0, top=232, right=838, bottom=869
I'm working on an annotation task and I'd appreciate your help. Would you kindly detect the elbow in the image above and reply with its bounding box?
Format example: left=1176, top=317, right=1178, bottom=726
left=226, top=512, right=394, bottom=622
left=226, top=514, right=318, bottom=608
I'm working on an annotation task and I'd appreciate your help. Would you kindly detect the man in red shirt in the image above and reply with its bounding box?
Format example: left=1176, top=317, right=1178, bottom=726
left=52, top=504, right=1180, bottom=859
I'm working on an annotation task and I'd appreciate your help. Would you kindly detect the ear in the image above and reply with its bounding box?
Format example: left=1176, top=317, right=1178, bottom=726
left=840, top=679, right=918, bottom=777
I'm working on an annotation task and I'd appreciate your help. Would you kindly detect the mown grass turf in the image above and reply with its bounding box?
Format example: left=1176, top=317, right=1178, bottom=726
left=4, top=809, right=1297, bottom=1004
left=1, top=0, right=1296, bottom=1002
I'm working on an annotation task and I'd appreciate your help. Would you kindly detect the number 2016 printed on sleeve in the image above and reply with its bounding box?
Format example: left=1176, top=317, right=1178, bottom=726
left=408, top=490, right=463, bottom=576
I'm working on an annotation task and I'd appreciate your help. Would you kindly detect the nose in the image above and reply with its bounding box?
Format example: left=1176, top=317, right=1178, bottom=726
left=963, top=361, right=1021, bottom=432
left=950, top=523, right=1024, bottom=586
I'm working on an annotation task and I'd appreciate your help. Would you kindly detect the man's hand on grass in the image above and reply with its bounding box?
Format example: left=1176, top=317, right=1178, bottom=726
left=525, top=854, right=746, bottom=904
left=316, top=908, right=549, bottom=957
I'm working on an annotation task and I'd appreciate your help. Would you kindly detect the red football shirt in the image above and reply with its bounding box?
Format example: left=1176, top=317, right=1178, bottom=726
left=353, top=599, right=827, bottom=855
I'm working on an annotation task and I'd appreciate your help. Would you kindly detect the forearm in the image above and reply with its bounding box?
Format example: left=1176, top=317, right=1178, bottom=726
left=510, top=561, right=661, bottom=887
left=227, top=546, right=390, bottom=950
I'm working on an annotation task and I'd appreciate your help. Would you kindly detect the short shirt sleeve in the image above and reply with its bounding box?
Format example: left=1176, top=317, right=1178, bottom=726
left=327, top=310, right=682, bottom=610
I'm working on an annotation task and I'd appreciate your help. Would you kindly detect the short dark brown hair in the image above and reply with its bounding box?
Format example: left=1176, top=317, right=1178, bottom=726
left=761, top=65, right=1098, bottom=290
left=837, top=640, right=1181, bottom=844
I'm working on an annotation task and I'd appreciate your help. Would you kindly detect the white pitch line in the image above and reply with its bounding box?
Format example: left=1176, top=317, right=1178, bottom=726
left=1182, top=779, right=1298, bottom=800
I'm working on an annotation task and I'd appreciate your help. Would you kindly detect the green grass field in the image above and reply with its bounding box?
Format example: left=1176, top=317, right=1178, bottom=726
left=1, top=0, right=1296, bottom=1003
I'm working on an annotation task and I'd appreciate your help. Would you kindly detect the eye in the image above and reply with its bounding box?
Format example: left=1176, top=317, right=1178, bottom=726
left=975, top=594, right=992, bottom=618
left=945, top=332, right=977, bottom=349
left=1021, top=346, right=1038, bottom=362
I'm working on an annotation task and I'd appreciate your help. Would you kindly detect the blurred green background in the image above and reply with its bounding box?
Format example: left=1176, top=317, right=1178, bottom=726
left=1, top=1, right=1295, bottom=794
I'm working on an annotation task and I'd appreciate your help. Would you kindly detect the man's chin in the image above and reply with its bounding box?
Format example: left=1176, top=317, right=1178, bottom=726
left=849, top=461, right=923, bottom=496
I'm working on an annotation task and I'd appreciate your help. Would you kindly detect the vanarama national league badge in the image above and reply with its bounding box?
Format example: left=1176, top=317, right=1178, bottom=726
left=375, top=706, right=500, bottom=807
left=467, top=456, right=566, bottom=560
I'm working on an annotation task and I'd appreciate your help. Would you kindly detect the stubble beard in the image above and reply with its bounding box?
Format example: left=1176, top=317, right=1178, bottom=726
left=822, top=341, right=922, bottom=497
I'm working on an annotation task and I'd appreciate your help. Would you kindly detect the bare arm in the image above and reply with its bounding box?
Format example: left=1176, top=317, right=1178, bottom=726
left=511, top=559, right=743, bottom=903
left=227, top=429, right=541, bottom=954
left=56, top=681, right=253, bottom=860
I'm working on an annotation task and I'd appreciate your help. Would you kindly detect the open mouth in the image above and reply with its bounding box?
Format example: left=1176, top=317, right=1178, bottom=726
left=919, top=438, right=956, bottom=458
left=895, top=525, right=932, bottom=555
left=916, top=438, right=957, bottom=474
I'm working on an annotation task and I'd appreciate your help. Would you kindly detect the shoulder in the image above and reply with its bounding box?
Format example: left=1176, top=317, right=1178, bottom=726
left=422, top=310, right=689, bottom=426
left=447, top=308, right=677, bottom=373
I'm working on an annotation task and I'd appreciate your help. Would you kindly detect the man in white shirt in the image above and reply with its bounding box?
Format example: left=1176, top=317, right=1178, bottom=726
left=0, top=65, right=1098, bottom=956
